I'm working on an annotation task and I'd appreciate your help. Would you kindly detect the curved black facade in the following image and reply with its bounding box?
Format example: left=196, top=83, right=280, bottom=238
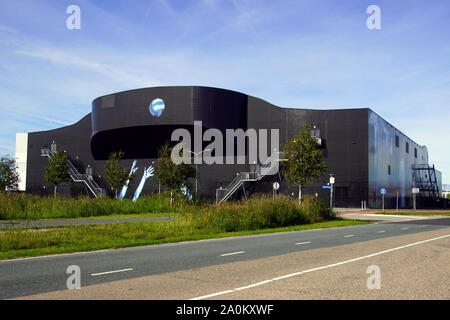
left=91, top=87, right=247, bottom=159
left=19, top=86, right=442, bottom=208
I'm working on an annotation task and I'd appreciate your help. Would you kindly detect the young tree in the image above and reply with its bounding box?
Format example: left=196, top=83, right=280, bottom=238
left=104, top=151, right=133, bottom=198
left=282, top=125, right=328, bottom=203
left=45, top=150, right=70, bottom=197
left=0, top=155, right=19, bottom=192
left=155, top=142, right=195, bottom=204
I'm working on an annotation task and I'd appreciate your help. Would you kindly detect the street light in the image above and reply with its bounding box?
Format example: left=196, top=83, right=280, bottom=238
left=185, top=149, right=212, bottom=198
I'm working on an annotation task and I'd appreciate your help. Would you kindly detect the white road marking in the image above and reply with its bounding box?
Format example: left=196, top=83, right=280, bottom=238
left=220, top=251, right=245, bottom=257
left=295, top=241, right=311, bottom=245
left=401, top=227, right=409, bottom=230
left=359, top=214, right=426, bottom=219
left=0, top=249, right=113, bottom=262
left=191, top=290, right=235, bottom=300
left=377, top=230, right=385, bottom=233
left=91, top=268, right=133, bottom=276
left=344, top=234, right=355, bottom=238
left=190, top=233, right=450, bottom=300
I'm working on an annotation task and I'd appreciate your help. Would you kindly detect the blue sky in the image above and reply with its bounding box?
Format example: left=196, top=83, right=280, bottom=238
left=0, top=0, right=449, bottom=183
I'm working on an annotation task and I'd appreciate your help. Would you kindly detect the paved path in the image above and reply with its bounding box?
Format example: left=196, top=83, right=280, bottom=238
left=1, top=215, right=449, bottom=299
left=0, top=216, right=174, bottom=229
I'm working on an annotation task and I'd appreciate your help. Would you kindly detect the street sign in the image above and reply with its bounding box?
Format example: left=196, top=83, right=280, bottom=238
left=412, top=188, right=420, bottom=194
left=322, top=186, right=331, bottom=189
left=329, top=177, right=335, bottom=184
left=380, top=188, right=387, bottom=195
left=273, top=182, right=280, bottom=190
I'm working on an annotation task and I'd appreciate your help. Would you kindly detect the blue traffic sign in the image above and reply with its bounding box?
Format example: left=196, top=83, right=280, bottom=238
left=322, top=186, right=331, bottom=189
left=380, top=188, right=387, bottom=194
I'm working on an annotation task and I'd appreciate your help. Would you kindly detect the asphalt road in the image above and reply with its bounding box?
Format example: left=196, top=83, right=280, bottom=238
left=1, top=214, right=449, bottom=299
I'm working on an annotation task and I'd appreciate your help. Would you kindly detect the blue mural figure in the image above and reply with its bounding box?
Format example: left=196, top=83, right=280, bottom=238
left=132, top=166, right=154, bottom=202
left=118, top=160, right=138, bottom=199
left=180, top=183, right=192, bottom=200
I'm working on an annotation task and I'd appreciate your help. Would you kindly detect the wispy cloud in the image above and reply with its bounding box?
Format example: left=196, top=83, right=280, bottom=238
left=0, top=0, right=448, bottom=182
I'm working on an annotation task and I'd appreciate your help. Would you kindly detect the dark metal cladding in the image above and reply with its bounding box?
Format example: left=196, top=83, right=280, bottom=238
left=24, top=86, right=442, bottom=208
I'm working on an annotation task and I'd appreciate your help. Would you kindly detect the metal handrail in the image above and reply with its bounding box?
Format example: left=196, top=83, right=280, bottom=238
left=41, top=148, right=103, bottom=197
left=217, top=152, right=284, bottom=204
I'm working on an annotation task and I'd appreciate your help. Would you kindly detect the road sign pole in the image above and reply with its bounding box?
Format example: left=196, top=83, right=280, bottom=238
left=382, top=194, right=385, bottom=211
left=329, top=185, right=332, bottom=208
left=396, top=190, right=399, bottom=212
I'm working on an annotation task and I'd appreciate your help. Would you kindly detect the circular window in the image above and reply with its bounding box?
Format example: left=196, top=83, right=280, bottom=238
left=149, top=98, right=165, bottom=117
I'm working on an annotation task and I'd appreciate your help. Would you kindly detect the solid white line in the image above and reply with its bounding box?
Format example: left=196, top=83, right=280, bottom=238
left=190, top=233, right=450, bottom=300
left=91, top=268, right=133, bottom=276
left=344, top=234, right=355, bottom=238
left=296, top=241, right=311, bottom=245
left=220, top=251, right=245, bottom=257
left=360, top=214, right=426, bottom=219
left=190, top=290, right=235, bottom=300
left=0, top=249, right=113, bottom=262
left=377, top=231, right=385, bottom=233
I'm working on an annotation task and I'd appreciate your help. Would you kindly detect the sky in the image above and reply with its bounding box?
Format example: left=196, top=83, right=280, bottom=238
left=0, top=0, right=449, bottom=183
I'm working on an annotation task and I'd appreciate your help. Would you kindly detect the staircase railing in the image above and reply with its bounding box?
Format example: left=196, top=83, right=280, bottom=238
left=216, top=152, right=284, bottom=204
left=41, top=148, right=104, bottom=197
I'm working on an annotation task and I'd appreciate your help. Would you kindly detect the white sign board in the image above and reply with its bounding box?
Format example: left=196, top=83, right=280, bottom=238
left=329, top=177, right=335, bottom=184
left=412, top=188, right=420, bottom=194
left=273, top=182, right=280, bottom=190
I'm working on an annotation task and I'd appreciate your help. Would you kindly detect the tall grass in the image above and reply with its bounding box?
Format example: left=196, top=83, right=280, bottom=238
left=186, top=195, right=334, bottom=233
left=0, top=195, right=343, bottom=258
left=0, top=193, right=191, bottom=220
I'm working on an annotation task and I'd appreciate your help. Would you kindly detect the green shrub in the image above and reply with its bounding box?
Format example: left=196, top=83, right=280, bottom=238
left=187, top=194, right=332, bottom=233
left=0, top=193, right=193, bottom=220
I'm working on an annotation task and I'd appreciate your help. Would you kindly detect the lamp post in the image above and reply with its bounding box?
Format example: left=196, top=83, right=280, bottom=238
left=186, top=149, right=211, bottom=198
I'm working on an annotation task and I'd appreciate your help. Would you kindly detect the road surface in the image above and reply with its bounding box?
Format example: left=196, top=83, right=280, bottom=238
left=1, top=214, right=449, bottom=300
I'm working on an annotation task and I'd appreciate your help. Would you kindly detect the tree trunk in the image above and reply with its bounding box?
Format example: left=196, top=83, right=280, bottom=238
left=298, top=184, right=302, bottom=204
left=115, top=189, right=118, bottom=199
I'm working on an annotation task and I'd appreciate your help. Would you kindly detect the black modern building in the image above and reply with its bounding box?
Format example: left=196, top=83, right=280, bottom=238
left=15, top=86, right=442, bottom=208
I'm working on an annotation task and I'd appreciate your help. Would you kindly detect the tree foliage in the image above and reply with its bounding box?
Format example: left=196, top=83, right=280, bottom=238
left=282, top=125, right=328, bottom=202
left=155, top=143, right=195, bottom=202
left=45, top=150, right=70, bottom=196
left=0, top=155, right=19, bottom=192
left=104, top=151, right=132, bottom=198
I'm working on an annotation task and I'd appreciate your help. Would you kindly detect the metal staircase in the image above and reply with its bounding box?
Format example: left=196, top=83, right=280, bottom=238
left=41, top=147, right=104, bottom=198
left=216, top=152, right=284, bottom=204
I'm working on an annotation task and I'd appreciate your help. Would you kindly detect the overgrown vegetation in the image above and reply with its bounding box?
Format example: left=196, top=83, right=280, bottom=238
left=0, top=193, right=190, bottom=220
left=104, top=151, right=134, bottom=198
left=155, top=142, right=196, bottom=203
left=0, top=195, right=364, bottom=259
left=44, top=150, right=70, bottom=197
left=282, top=125, right=328, bottom=203
left=0, top=155, right=19, bottom=192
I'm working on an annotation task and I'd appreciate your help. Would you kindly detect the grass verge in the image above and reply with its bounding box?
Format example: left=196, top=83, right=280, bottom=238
left=4, top=212, right=177, bottom=221
left=0, top=193, right=191, bottom=220
left=0, top=218, right=368, bottom=260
